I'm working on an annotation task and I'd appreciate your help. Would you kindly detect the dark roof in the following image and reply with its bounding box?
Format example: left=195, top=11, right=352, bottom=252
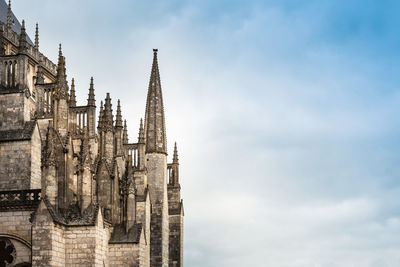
left=0, top=121, right=36, bottom=142
left=0, top=0, right=33, bottom=45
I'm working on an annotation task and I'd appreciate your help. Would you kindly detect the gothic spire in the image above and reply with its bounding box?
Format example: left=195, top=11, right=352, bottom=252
left=36, top=59, right=44, bottom=84
left=69, top=78, right=77, bottom=107
left=56, top=44, right=67, bottom=84
left=144, top=49, right=167, bottom=154
left=123, top=120, right=128, bottom=144
left=19, top=20, right=27, bottom=52
left=138, top=118, right=144, bottom=143
left=87, top=77, right=96, bottom=107
left=35, top=23, right=39, bottom=49
left=103, top=93, right=113, bottom=129
left=115, top=99, right=123, bottom=128
left=7, top=0, right=12, bottom=28
left=0, top=25, right=5, bottom=55
left=97, top=101, right=104, bottom=130
left=173, top=142, right=179, bottom=164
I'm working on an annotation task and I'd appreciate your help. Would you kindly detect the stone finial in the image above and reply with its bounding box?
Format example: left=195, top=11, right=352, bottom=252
left=7, top=0, right=13, bottom=28
left=87, top=77, right=96, bottom=107
left=0, top=25, right=5, bottom=55
left=19, top=20, right=28, bottom=53
left=36, top=60, right=44, bottom=84
left=123, top=119, right=128, bottom=144
left=115, top=99, right=123, bottom=128
left=102, top=94, right=113, bottom=130
left=173, top=142, right=179, bottom=164
left=56, top=44, right=67, bottom=85
left=138, top=118, right=144, bottom=144
left=97, top=100, right=104, bottom=130
left=35, top=23, right=39, bottom=49
left=144, top=49, right=167, bottom=154
left=69, top=78, right=77, bottom=107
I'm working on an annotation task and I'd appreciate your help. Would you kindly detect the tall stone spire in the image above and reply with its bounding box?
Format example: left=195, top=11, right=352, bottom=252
left=87, top=77, right=96, bottom=107
left=35, top=23, right=39, bottom=49
left=123, top=120, right=128, bottom=144
left=173, top=142, right=179, bottom=164
left=19, top=20, right=27, bottom=53
left=7, top=0, right=12, bottom=28
left=115, top=99, right=123, bottom=128
left=69, top=78, right=77, bottom=107
left=144, top=49, right=167, bottom=154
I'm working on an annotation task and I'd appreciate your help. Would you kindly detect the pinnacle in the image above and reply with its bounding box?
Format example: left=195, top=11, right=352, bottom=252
left=123, top=119, right=129, bottom=144
left=69, top=78, right=77, bottom=107
left=103, top=93, right=113, bottom=126
left=97, top=100, right=104, bottom=130
left=138, top=118, right=145, bottom=143
left=7, top=0, right=12, bottom=28
left=35, top=23, right=39, bottom=49
left=87, top=77, right=96, bottom=106
left=115, top=99, right=123, bottom=128
left=173, top=142, right=179, bottom=164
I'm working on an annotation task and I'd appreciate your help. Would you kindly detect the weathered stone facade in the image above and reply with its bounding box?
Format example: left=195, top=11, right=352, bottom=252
left=0, top=1, right=184, bottom=266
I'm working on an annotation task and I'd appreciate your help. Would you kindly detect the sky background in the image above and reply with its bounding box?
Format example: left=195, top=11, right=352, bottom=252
left=11, top=0, right=400, bottom=266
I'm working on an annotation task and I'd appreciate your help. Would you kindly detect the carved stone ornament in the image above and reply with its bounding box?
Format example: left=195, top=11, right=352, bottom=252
left=24, top=88, right=30, bottom=98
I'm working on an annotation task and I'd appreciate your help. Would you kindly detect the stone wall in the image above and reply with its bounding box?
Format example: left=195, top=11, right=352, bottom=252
left=64, top=221, right=110, bottom=266
left=32, top=202, right=66, bottom=266
left=0, top=210, right=32, bottom=244
left=109, top=243, right=140, bottom=267
left=0, top=93, right=24, bottom=130
left=169, top=213, right=183, bottom=267
left=0, top=140, right=32, bottom=190
left=146, top=153, right=169, bottom=267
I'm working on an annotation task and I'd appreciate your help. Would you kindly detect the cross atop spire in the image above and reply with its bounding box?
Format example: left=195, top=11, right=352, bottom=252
left=144, top=49, right=167, bottom=154
left=35, top=23, right=39, bottom=49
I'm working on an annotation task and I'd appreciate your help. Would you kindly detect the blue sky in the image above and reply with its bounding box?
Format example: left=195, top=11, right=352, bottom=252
left=13, top=0, right=400, bottom=266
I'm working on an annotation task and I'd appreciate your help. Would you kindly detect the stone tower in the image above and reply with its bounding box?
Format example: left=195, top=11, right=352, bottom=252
left=145, top=49, right=169, bottom=267
left=0, top=1, right=184, bottom=266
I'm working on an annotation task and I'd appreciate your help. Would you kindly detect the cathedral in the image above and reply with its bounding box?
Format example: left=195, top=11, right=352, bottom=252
left=0, top=1, right=184, bottom=266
